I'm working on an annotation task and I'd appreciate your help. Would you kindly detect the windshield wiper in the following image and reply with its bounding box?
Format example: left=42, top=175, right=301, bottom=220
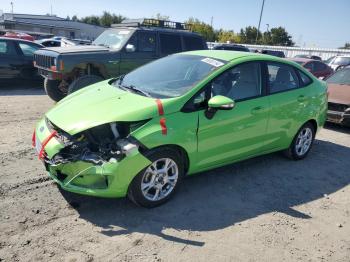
left=120, top=84, right=151, bottom=97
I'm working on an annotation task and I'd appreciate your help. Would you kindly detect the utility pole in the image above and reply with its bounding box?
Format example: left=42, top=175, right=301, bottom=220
left=50, top=4, right=52, bottom=16
left=210, top=16, right=213, bottom=28
left=255, top=0, right=265, bottom=44
left=10, top=1, right=13, bottom=14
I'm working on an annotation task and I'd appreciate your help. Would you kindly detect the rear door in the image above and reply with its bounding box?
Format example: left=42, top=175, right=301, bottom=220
left=16, top=41, right=41, bottom=79
left=119, top=31, right=157, bottom=75
left=264, top=62, right=311, bottom=150
left=0, top=39, right=23, bottom=79
left=159, top=33, right=182, bottom=56
left=183, top=35, right=206, bottom=51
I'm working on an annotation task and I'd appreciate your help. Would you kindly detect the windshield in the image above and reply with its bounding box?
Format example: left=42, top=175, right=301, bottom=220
left=113, top=54, right=226, bottom=98
left=326, top=68, right=350, bottom=85
left=332, top=57, right=350, bottom=66
left=92, top=29, right=133, bottom=49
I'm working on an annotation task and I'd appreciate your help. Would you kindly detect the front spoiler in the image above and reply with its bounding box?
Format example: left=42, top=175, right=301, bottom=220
left=47, top=150, right=151, bottom=198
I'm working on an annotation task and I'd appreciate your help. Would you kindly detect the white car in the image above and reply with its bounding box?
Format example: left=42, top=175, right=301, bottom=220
left=326, top=55, right=350, bottom=71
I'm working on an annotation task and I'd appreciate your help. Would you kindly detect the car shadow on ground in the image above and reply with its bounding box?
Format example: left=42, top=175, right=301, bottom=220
left=324, top=122, right=350, bottom=134
left=0, top=80, right=45, bottom=96
left=60, top=140, right=350, bottom=247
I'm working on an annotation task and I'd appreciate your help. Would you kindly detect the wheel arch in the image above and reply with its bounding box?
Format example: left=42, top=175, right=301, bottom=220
left=143, top=144, right=190, bottom=175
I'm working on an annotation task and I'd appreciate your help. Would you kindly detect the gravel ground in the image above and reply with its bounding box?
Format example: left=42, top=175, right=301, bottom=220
left=0, top=86, right=349, bottom=262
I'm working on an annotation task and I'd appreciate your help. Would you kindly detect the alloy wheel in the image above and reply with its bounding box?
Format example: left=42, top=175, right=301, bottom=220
left=141, top=158, right=179, bottom=202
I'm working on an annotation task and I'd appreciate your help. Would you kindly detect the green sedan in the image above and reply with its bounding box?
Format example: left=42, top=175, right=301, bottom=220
left=33, top=50, right=327, bottom=207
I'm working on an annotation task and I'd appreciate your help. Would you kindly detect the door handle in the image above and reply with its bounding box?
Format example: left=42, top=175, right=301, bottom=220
left=251, top=106, right=264, bottom=114
left=297, top=95, right=307, bottom=102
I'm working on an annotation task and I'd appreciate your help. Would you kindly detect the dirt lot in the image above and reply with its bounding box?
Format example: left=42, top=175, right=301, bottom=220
left=0, top=86, right=349, bottom=262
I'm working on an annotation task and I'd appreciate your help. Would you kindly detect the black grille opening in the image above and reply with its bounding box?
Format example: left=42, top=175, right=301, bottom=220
left=328, top=102, right=348, bottom=112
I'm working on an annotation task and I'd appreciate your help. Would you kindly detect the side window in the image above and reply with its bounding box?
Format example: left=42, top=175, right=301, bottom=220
left=160, top=34, right=182, bottom=55
left=19, top=43, right=39, bottom=57
left=183, top=36, right=204, bottom=51
left=299, top=70, right=313, bottom=86
left=304, top=62, right=314, bottom=72
left=0, top=41, right=7, bottom=54
left=138, top=32, right=156, bottom=52
left=211, top=62, right=262, bottom=101
left=182, top=89, right=208, bottom=112
left=268, top=63, right=299, bottom=94
left=0, top=41, right=16, bottom=55
left=314, top=62, right=326, bottom=71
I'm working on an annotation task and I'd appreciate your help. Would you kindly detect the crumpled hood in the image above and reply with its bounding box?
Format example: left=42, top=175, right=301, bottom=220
left=328, top=83, right=350, bottom=105
left=46, top=81, right=166, bottom=135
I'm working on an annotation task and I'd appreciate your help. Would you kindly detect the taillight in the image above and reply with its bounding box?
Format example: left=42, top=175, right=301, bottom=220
left=32, top=130, right=36, bottom=147
left=60, top=60, right=64, bottom=71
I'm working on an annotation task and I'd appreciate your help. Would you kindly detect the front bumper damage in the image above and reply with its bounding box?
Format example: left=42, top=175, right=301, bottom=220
left=327, top=108, right=350, bottom=126
left=33, top=117, right=151, bottom=198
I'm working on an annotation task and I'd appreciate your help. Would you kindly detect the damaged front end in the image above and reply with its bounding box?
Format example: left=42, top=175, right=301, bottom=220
left=33, top=118, right=151, bottom=198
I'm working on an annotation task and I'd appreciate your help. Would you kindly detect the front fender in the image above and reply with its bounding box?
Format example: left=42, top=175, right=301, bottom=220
left=131, top=111, right=199, bottom=173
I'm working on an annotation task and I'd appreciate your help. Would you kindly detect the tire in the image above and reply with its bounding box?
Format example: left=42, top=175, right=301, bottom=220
left=284, top=122, right=315, bottom=160
left=128, top=147, right=184, bottom=208
left=44, top=79, right=65, bottom=102
left=67, top=75, right=104, bottom=94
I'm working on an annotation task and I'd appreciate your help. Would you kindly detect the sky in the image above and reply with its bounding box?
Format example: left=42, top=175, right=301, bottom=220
left=1, top=0, right=349, bottom=48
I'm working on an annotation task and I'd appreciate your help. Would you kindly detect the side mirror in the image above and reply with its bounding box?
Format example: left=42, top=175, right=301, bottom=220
left=125, top=44, right=135, bottom=53
left=205, top=95, right=235, bottom=119
left=208, top=95, right=235, bottom=110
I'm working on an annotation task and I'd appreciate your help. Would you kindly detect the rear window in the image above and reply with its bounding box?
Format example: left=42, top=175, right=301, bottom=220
left=160, top=34, right=182, bottom=55
left=299, top=70, right=313, bottom=86
left=183, top=36, right=204, bottom=51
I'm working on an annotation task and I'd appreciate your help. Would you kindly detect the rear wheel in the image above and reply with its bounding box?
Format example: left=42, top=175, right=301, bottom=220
left=67, top=75, right=104, bottom=94
left=44, top=78, right=65, bottom=102
left=128, top=147, right=184, bottom=208
left=284, top=122, right=315, bottom=160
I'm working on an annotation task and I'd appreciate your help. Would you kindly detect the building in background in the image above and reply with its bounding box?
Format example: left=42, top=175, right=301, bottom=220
left=0, top=13, right=105, bottom=40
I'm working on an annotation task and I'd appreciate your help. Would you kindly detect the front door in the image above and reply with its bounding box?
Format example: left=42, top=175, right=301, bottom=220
left=0, top=40, right=22, bottom=79
left=196, top=62, right=270, bottom=170
left=119, top=31, right=158, bottom=75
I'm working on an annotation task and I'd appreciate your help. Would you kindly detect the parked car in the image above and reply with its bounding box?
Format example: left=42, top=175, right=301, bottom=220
left=0, top=37, right=43, bottom=82
left=261, top=49, right=285, bottom=58
left=326, top=55, right=350, bottom=71
left=294, top=54, right=322, bottom=61
left=288, top=58, right=333, bottom=79
left=325, top=66, right=350, bottom=126
left=33, top=18, right=208, bottom=102
left=33, top=50, right=327, bottom=207
left=212, top=43, right=250, bottom=52
left=35, top=39, right=62, bottom=47
left=3, top=31, right=35, bottom=42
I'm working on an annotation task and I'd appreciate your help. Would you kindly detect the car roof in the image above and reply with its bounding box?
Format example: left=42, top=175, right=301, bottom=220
left=107, top=26, right=202, bottom=36
left=182, top=50, right=278, bottom=62
left=288, top=57, right=314, bottom=63
left=0, top=36, right=42, bottom=46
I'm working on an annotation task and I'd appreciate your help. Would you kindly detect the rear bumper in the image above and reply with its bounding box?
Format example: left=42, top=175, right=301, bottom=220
left=327, top=110, right=350, bottom=126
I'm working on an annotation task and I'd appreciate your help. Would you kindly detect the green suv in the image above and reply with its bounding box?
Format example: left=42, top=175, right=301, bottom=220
left=33, top=19, right=207, bottom=101
left=33, top=50, right=327, bottom=207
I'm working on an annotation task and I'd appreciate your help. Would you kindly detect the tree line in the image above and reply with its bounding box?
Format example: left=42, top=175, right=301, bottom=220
left=67, top=12, right=348, bottom=48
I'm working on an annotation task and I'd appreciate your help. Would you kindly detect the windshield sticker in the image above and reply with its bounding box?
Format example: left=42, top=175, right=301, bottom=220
left=201, top=58, right=224, bottom=67
left=118, top=30, right=130, bottom=35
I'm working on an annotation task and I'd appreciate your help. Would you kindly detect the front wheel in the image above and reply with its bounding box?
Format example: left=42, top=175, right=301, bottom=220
left=128, top=148, right=184, bottom=208
left=284, top=122, right=315, bottom=160
left=44, top=78, right=65, bottom=102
